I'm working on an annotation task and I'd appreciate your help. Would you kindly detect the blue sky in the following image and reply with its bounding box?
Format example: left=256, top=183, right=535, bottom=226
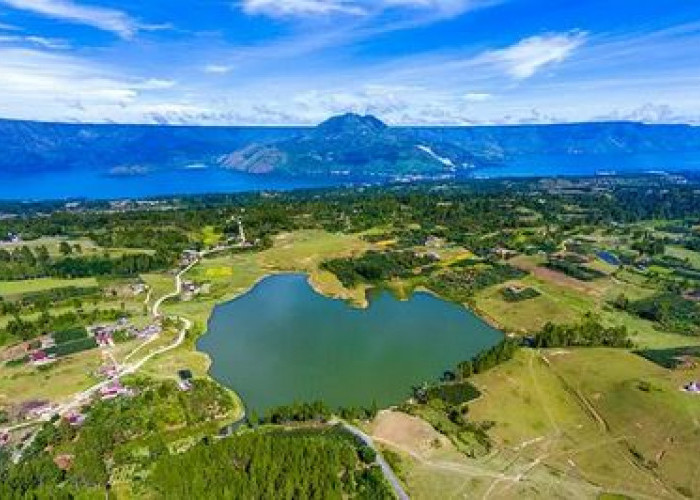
left=0, top=0, right=699, bottom=125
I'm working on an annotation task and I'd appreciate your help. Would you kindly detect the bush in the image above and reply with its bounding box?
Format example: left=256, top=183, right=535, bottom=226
left=46, top=337, right=98, bottom=357
left=533, top=318, right=633, bottom=348
left=426, top=381, right=481, bottom=405
left=501, top=286, right=541, bottom=302
left=53, top=326, right=87, bottom=344
left=544, top=259, right=606, bottom=281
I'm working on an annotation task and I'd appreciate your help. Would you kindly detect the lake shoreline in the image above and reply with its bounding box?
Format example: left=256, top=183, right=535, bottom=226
left=197, top=273, right=504, bottom=414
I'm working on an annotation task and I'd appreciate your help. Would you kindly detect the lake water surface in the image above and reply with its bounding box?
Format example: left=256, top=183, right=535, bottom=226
left=3, top=151, right=699, bottom=200
left=197, top=274, right=503, bottom=414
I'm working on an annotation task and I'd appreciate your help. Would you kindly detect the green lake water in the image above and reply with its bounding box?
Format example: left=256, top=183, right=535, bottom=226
left=197, top=273, right=503, bottom=414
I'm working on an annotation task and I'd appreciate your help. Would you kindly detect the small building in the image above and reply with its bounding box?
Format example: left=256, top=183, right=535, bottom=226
left=135, top=323, right=161, bottom=339
left=30, top=350, right=56, bottom=366
left=40, top=336, right=56, bottom=350
left=177, top=369, right=194, bottom=391
left=95, top=331, right=114, bottom=347
left=64, top=412, right=86, bottom=427
left=180, top=250, right=199, bottom=267
left=4, top=232, right=21, bottom=244
left=99, top=381, right=132, bottom=400
left=23, top=401, right=57, bottom=420
left=424, top=236, right=445, bottom=248
left=492, top=247, right=517, bottom=260
left=98, top=363, right=119, bottom=379
left=177, top=380, right=193, bottom=392
left=685, top=381, right=700, bottom=393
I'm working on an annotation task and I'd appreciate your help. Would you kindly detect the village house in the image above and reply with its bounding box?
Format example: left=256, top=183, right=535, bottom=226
left=180, top=249, right=199, bottom=267
left=182, top=280, right=199, bottom=294
left=177, top=369, right=194, bottom=391
left=135, top=323, right=161, bottom=339
left=505, top=285, right=525, bottom=295
left=3, top=232, right=21, bottom=244
left=685, top=381, right=700, bottom=394
left=181, top=280, right=210, bottom=300
left=99, top=381, right=132, bottom=401
left=40, top=336, right=56, bottom=350
left=23, top=400, right=58, bottom=420
left=30, top=350, right=56, bottom=366
left=491, top=247, right=517, bottom=260
left=424, top=235, right=445, bottom=248
left=98, top=363, right=119, bottom=379
left=64, top=411, right=86, bottom=427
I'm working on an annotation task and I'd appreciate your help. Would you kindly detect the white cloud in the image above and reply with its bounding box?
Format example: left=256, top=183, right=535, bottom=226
left=138, top=78, right=176, bottom=90
left=240, top=0, right=492, bottom=18
left=0, top=33, right=69, bottom=49
left=241, top=0, right=367, bottom=17
left=203, top=64, right=233, bottom=75
left=0, top=0, right=139, bottom=38
left=487, top=32, right=586, bottom=79
left=0, top=21, right=22, bottom=31
left=382, top=0, right=491, bottom=16
left=463, top=92, right=491, bottom=102
left=0, top=47, right=179, bottom=121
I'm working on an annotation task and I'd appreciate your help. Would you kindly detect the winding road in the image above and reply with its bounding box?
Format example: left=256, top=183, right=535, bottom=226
left=335, top=420, right=410, bottom=500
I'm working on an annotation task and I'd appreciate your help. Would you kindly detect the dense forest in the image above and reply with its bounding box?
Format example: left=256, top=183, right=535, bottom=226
left=149, top=428, right=393, bottom=499
left=0, top=244, right=170, bottom=281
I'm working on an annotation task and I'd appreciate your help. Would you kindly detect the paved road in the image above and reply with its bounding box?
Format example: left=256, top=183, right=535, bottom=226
left=336, top=420, right=410, bottom=500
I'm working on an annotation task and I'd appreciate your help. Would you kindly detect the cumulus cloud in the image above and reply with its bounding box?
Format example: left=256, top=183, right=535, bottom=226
left=487, top=32, right=586, bottom=79
left=0, top=0, right=140, bottom=38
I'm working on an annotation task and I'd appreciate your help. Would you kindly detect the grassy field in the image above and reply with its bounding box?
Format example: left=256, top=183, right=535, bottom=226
left=666, top=245, right=700, bottom=269
left=0, top=237, right=155, bottom=258
left=473, top=250, right=700, bottom=351
left=0, top=347, right=106, bottom=405
left=0, top=277, right=98, bottom=296
left=381, top=347, right=700, bottom=499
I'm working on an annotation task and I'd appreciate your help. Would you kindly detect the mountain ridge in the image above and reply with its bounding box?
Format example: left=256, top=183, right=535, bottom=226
left=2, top=114, right=700, bottom=178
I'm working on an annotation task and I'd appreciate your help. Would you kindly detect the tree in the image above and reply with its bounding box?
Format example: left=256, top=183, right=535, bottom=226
left=59, top=241, right=73, bottom=256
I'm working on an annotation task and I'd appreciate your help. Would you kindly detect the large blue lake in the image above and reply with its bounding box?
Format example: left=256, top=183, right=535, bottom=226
left=3, top=151, right=699, bottom=200
left=197, top=274, right=503, bottom=414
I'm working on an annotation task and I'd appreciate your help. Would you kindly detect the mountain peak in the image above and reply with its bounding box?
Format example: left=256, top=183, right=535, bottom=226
left=316, top=113, right=387, bottom=135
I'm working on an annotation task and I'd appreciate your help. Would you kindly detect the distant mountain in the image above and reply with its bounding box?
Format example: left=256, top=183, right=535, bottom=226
left=0, top=119, right=296, bottom=175
left=1, top=115, right=700, bottom=179
left=218, top=113, right=480, bottom=177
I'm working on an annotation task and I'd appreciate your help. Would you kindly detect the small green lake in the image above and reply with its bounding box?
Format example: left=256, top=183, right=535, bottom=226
left=197, top=274, right=503, bottom=414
